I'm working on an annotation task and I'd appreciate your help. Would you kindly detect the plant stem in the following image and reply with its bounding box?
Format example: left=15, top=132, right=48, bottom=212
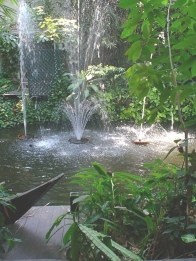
left=166, top=0, right=190, bottom=217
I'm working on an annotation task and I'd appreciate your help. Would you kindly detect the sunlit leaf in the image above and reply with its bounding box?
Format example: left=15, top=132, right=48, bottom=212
left=181, top=234, right=196, bottom=243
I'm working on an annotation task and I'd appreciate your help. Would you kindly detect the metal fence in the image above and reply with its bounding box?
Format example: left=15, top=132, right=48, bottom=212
left=25, top=42, right=66, bottom=97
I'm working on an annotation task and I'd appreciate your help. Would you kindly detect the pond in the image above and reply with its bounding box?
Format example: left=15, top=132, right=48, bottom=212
left=0, top=123, right=194, bottom=205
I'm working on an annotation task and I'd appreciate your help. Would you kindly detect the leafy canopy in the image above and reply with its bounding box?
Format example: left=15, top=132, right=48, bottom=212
left=118, top=0, right=196, bottom=125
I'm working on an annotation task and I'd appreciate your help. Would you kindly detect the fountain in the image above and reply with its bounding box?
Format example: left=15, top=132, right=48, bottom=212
left=59, top=0, right=107, bottom=143
left=0, top=123, right=194, bottom=205
left=2, top=0, right=196, bottom=208
left=62, top=99, right=100, bottom=144
left=131, top=96, right=151, bottom=145
left=18, top=0, right=35, bottom=139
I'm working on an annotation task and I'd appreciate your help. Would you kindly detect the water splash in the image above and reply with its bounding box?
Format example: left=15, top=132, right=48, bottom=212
left=62, top=99, right=100, bottom=140
left=61, top=0, right=107, bottom=141
left=18, top=0, right=35, bottom=135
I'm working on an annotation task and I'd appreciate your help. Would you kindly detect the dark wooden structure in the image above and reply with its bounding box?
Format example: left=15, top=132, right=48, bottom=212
left=0, top=206, right=70, bottom=260
left=0, top=173, right=65, bottom=225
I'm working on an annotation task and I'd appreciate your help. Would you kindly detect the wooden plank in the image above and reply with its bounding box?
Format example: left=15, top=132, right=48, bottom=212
left=41, top=206, right=69, bottom=259
left=0, top=206, right=70, bottom=260
left=27, top=206, right=56, bottom=259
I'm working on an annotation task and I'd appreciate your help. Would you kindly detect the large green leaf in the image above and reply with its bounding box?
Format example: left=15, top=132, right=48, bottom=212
left=125, top=40, right=142, bottom=60
left=184, top=119, right=196, bottom=127
left=191, top=62, right=196, bottom=77
left=112, top=241, right=142, bottom=261
left=92, top=162, right=108, bottom=177
left=118, top=0, right=138, bottom=9
left=180, top=88, right=193, bottom=102
left=159, top=87, right=170, bottom=105
left=181, top=234, right=196, bottom=243
left=71, top=222, right=79, bottom=261
left=79, top=225, right=121, bottom=261
left=46, top=213, right=69, bottom=242
left=179, top=56, right=195, bottom=72
left=62, top=222, right=75, bottom=246
left=121, top=27, right=137, bottom=39
left=73, top=194, right=89, bottom=204
left=79, top=225, right=142, bottom=261
left=173, top=35, right=195, bottom=49
left=154, top=9, right=166, bottom=28
left=132, top=45, right=142, bottom=62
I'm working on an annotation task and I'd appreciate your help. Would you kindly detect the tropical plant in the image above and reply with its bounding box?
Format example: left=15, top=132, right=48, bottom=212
left=32, top=5, right=77, bottom=43
left=0, top=19, right=19, bottom=77
left=118, top=0, right=196, bottom=226
left=46, top=160, right=196, bottom=259
left=0, top=0, right=18, bottom=21
left=46, top=162, right=145, bottom=260
left=0, top=183, right=21, bottom=252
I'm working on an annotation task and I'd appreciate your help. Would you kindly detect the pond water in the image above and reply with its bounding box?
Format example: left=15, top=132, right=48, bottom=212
left=0, top=123, right=195, bottom=205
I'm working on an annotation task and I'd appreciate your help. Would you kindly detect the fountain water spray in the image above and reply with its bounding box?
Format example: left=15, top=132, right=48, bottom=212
left=62, top=99, right=100, bottom=143
left=61, top=0, right=107, bottom=143
left=18, top=0, right=35, bottom=137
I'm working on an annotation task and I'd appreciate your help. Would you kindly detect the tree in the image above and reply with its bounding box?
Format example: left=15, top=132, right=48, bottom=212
left=118, top=0, right=196, bottom=219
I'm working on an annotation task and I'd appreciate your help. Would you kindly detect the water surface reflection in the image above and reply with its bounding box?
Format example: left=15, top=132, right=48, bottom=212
left=0, top=124, right=194, bottom=205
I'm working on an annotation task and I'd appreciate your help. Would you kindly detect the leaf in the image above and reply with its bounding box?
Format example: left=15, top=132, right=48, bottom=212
left=92, top=162, right=107, bottom=177
left=180, top=88, right=193, bottom=102
left=181, top=234, right=196, bottom=243
left=85, top=213, right=102, bottom=225
left=84, top=89, right=89, bottom=98
left=132, top=45, right=142, bottom=62
left=153, top=9, right=166, bottom=28
left=127, top=34, right=141, bottom=43
left=73, top=194, right=89, bottom=204
left=118, top=0, right=138, bottom=9
left=184, top=120, right=196, bottom=127
left=186, top=224, right=196, bottom=229
left=62, top=223, right=75, bottom=246
left=121, top=27, right=137, bottom=39
left=112, top=241, right=142, bottom=261
left=90, top=84, right=99, bottom=92
left=79, top=225, right=121, bottom=261
left=142, top=22, right=151, bottom=39
left=163, top=146, right=178, bottom=161
left=125, top=40, right=142, bottom=61
left=46, top=213, right=69, bottom=242
left=159, top=87, right=170, bottom=105
left=144, top=216, right=154, bottom=230
left=173, top=0, right=189, bottom=8
left=162, top=228, right=175, bottom=234
left=67, top=82, right=80, bottom=91
left=71, top=222, right=80, bottom=261
left=173, top=35, right=195, bottom=49
left=191, top=62, right=196, bottom=78
left=179, top=56, right=195, bottom=72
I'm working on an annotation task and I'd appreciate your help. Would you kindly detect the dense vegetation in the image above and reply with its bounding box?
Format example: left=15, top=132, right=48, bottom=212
left=0, top=0, right=196, bottom=130
left=46, top=0, right=196, bottom=260
left=1, top=0, right=196, bottom=260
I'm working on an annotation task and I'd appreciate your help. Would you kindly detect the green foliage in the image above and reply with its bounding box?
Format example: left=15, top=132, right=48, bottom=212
left=0, top=20, right=19, bottom=77
left=46, top=159, right=196, bottom=259
left=46, top=213, right=141, bottom=261
left=32, top=5, right=77, bottom=43
left=0, top=0, right=18, bottom=21
left=0, top=78, right=23, bottom=129
left=65, top=66, right=100, bottom=101
left=118, top=0, right=196, bottom=125
left=0, top=184, right=21, bottom=253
